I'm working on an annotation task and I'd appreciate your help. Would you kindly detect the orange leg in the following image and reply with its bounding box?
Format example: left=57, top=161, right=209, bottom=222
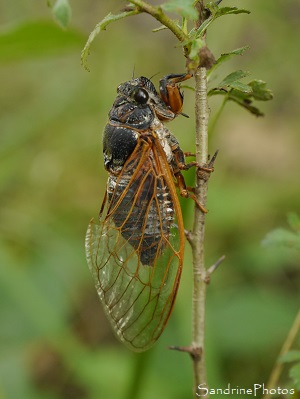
left=184, top=152, right=196, bottom=157
left=159, top=73, right=192, bottom=115
left=175, top=170, right=208, bottom=214
left=172, top=148, right=219, bottom=213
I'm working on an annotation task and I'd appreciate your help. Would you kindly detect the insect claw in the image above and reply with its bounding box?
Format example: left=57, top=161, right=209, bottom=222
left=188, top=193, right=208, bottom=213
left=197, top=149, right=219, bottom=181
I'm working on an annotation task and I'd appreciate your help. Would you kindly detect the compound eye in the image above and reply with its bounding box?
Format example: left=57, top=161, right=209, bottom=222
left=134, top=88, right=149, bottom=104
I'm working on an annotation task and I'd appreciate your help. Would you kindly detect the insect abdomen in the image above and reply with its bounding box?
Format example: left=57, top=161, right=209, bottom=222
left=107, top=163, right=174, bottom=266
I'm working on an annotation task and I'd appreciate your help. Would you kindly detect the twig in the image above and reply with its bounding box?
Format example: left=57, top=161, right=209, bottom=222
left=187, top=66, right=210, bottom=397
left=129, top=0, right=188, bottom=42
left=205, top=255, right=226, bottom=284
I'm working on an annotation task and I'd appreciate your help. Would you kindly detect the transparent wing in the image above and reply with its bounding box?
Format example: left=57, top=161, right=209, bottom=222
left=85, top=138, right=185, bottom=352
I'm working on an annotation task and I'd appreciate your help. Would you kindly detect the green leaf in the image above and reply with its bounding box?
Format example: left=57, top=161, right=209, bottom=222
left=208, top=87, right=265, bottom=116
left=262, top=228, right=300, bottom=251
left=0, top=21, right=84, bottom=63
left=81, top=9, right=140, bottom=71
left=287, top=213, right=300, bottom=234
left=194, top=15, right=213, bottom=37
left=228, top=90, right=264, bottom=116
left=188, top=37, right=204, bottom=60
left=219, top=70, right=250, bottom=87
left=290, top=363, right=300, bottom=390
left=196, top=4, right=250, bottom=37
left=208, top=46, right=249, bottom=77
left=206, top=4, right=251, bottom=18
left=52, top=0, right=72, bottom=28
left=161, top=0, right=198, bottom=20
left=229, top=81, right=252, bottom=93
left=213, top=6, right=251, bottom=17
left=280, top=350, right=300, bottom=363
left=248, top=80, right=273, bottom=101
left=208, top=75, right=272, bottom=116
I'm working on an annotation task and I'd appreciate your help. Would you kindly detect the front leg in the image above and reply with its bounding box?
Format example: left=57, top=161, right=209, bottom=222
left=159, top=73, right=192, bottom=115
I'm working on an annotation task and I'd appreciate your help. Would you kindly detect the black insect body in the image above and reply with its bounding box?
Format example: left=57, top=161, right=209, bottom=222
left=85, top=73, right=205, bottom=352
left=102, top=75, right=190, bottom=267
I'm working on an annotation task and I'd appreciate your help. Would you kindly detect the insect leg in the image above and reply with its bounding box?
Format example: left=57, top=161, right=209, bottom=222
left=175, top=146, right=217, bottom=178
left=196, top=150, right=219, bottom=181
left=169, top=143, right=207, bottom=213
left=159, top=73, right=192, bottom=115
left=174, top=170, right=208, bottom=214
left=184, top=152, right=196, bottom=157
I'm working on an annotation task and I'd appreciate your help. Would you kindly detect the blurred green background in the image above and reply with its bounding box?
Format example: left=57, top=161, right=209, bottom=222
left=1, top=1, right=299, bottom=398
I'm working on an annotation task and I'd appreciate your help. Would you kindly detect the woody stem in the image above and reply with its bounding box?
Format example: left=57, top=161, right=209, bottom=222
left=190, top=66, right=210, bottom=397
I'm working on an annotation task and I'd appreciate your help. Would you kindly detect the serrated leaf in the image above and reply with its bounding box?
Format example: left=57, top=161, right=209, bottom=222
left=228, top=91, right=264, bottom=116
left=206, top=4, right=251, bottom=18
left=81, top=9, right=139, bottom=70
left=195, top=15, right=213, bottom=37
left=229, top=81, right=252, bottom=93
left=0, top=21, right=84, bottom=63
left=196, top=4, right=250, bottom=37
left=219, top=70, right=250, bottom=87
left=222, top=46, right=250, bottom=57
left=161, top=0, right=198, bottom=20
left=208, top=86, right=265, bottom=116
left=287, top=213, right=300, bottom=234
left=208, top=46, right=249, bottom=77
left=209, top=73, right=272, bottom=116
left=280, top=350, right=300, bottom=363
left=214, top=6, right=251, bottom=17
left=262, top=228, right=300, bottom=251
left=248, top=80, right=273, bottom=101
left=290, top=363, right=300, bottom=390
left=52, top=0, right=72, bottom=28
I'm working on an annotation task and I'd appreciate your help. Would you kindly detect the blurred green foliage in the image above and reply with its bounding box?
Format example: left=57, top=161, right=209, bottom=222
left=0, top=1, right=299, bottom=398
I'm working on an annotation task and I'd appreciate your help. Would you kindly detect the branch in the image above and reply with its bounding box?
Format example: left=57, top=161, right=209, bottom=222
left=205, top=254, right=225, bottom=284
left=188, top=66, right=210, bottom=396
left=129, top=0, right=188, bottom=42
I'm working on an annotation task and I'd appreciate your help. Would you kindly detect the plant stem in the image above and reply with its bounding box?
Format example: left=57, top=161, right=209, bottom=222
left=195, top=68, right=209, bottom=164
left=129, top=0, right=188, bottom=42
left=262, top=308, right=300, bottom=399
left=189, top=66, right=210, bottom=397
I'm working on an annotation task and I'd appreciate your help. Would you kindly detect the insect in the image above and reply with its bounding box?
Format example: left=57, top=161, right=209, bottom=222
left=85, top=72, right=206, bottom=352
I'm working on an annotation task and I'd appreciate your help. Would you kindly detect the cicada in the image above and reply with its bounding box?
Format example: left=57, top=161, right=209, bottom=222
left=85, top=73, right=205, bottom=352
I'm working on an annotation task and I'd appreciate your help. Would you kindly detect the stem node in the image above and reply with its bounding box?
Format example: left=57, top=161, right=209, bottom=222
left=169, top=345, right=203, bottom=361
